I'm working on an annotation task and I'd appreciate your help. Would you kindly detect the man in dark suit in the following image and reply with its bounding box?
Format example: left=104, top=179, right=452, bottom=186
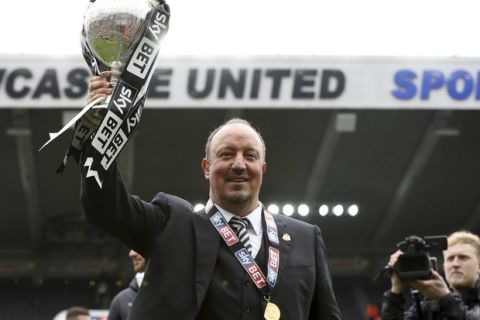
left=81, top=74, right=341, bottom=319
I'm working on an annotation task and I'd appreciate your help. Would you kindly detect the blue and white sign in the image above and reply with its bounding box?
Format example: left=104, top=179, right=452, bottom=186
left=1, top=55, right=479, bottom=109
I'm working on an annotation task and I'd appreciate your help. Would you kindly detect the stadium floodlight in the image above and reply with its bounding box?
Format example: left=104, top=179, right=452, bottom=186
left=193, top=203, right=205, bottom=212
left=267, top=204, right=280, bottom=214
left=262, top=202, right=357, bottom=217
left=298, top=204, right=309, bottom=216
left=333, top=204, right=344, bottom=216
left=347, top=204, right=359, bottom=216
left=282, top=204, right=294, bottom=216
left=319, top=204, right=329, bottom=216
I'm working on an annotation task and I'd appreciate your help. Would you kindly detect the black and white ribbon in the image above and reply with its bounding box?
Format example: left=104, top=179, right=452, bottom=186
left=40, top=1, right=170, bottom=188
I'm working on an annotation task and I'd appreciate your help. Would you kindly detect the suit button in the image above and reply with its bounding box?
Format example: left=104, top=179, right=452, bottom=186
left=244, top=307, right=251, bottom=313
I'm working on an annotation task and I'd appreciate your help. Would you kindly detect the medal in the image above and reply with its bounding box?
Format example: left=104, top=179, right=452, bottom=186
left=264, top=301, right=281, bottom=320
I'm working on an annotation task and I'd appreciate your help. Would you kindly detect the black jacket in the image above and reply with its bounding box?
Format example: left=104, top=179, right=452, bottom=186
left=381, top=279, right=480, bottom=319
left=108, top=276, right=140, bottom=320
left=80, top=159, right=341, bottom=320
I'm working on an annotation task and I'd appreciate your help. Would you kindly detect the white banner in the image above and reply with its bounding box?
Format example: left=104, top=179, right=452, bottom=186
left=1, top=55, right=480, bottom=109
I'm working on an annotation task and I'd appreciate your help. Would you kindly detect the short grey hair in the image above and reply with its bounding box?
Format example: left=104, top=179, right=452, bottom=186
left=204, top=118, right=266, bottom=161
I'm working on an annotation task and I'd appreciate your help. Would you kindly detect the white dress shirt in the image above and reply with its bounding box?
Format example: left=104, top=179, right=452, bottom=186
left=135, top=272, right=145, bottom=287
left=206, top=199, right=263, bottom=258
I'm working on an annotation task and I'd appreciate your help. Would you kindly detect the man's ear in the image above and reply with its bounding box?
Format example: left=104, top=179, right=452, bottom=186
left=201, top=158, right=210, bottom=179
left=262, top=162, right=267, bottom=174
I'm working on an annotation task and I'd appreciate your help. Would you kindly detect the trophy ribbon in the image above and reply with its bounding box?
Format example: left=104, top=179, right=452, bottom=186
left=41, top=0, right=170, bottom=188
left=38, top=96, right=104, bottom=153
left=85, top=3, right=169, bottom=188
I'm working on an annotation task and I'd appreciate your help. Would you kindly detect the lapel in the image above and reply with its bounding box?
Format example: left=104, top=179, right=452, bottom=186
left=193, top=209, right=221, bottom=308
left=270, top=213, right=293, bottom=295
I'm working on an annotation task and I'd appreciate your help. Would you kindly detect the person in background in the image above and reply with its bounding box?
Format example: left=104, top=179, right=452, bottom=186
left=108, top=250, right=146, bottom=320
left=381, top=230, right=480, bottom=319
left=66, top=306, right=90, bottom=320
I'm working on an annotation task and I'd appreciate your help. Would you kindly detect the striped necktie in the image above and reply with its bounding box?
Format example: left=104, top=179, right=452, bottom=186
left=229, top=216, right=253, bottom=254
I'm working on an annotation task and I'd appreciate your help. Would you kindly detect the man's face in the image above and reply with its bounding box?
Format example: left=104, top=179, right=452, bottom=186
left=202, top=123, right=266, bottom=214
left=443, top=243, right=480, bottom=290
left=129, top=250, right=146, bottom=273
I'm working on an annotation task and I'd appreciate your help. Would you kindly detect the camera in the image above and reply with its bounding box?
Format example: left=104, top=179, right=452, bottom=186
left=393, top=235, right=447, bottom=280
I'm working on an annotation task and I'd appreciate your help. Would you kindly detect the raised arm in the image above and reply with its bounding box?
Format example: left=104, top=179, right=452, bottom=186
left=80, top=74, right=167, bottom=259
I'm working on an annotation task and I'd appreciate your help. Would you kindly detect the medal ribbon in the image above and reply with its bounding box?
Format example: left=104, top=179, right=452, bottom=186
left=207, top=207, right=280, bottom=293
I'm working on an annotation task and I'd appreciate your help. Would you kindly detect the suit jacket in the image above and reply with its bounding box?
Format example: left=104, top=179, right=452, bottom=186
left=81, top=162, right=341, bottom=320
left=108, top=276, right=140, bottom=320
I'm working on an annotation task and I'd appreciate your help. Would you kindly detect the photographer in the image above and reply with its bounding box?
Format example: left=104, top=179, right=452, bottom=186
left=382, top=231, right=480, bottom=319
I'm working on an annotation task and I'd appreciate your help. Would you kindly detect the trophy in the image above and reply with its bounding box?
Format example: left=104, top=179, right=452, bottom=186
left=40, top=0, right=170, bottom=188
left=82, top=0, right=154, bottom=124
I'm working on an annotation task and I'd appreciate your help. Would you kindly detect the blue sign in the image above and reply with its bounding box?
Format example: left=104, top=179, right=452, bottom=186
left=392, top=69, right=479, bottom=101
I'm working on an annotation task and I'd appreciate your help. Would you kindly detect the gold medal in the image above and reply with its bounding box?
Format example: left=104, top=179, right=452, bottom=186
left=264, top=301, right=281, bottom=320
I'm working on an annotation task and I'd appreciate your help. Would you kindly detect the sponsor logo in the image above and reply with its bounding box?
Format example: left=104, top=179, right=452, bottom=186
left=84, top=157, right=102, bottom=188
left=211, top=212, right=223, bottom=226
left=148, top=11, right=168, bottom=41
left=100, top=129, right=128, bottom=170
left=112, top=82, right=136, bottom=116
left=268, top=247, right=279, bottom=268
left=235, top=248, right=266, bottom=288
left=72, top=122, right=94, bottom=149
left=127, top=106, right=142, bottom=134
left=267, top=269, right=277, bottom=283
left=126, top=36, right=159, bottom=79
left=211, top=213, right=238, bottom=246
left=267, top=229, right=279, bottom=244
left=126, top=10, right=166, bottom=80
left=92, top=111, right=122, bottom=154
left=265, top=212, right=279, bottom=244
left=267, top=247, right=280, bottom=286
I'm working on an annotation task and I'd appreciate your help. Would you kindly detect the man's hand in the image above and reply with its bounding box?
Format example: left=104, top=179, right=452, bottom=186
left=86, top=71, right=113, bottom=104
left=411, top=269, right=450, bottom=301
left=389, top=250, right=407, bottom=294
left=84, top=71, right=113, bottom=127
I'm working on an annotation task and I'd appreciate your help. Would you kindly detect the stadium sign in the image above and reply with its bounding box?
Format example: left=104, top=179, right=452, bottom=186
left=0, top=55, right=479, bottom=109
